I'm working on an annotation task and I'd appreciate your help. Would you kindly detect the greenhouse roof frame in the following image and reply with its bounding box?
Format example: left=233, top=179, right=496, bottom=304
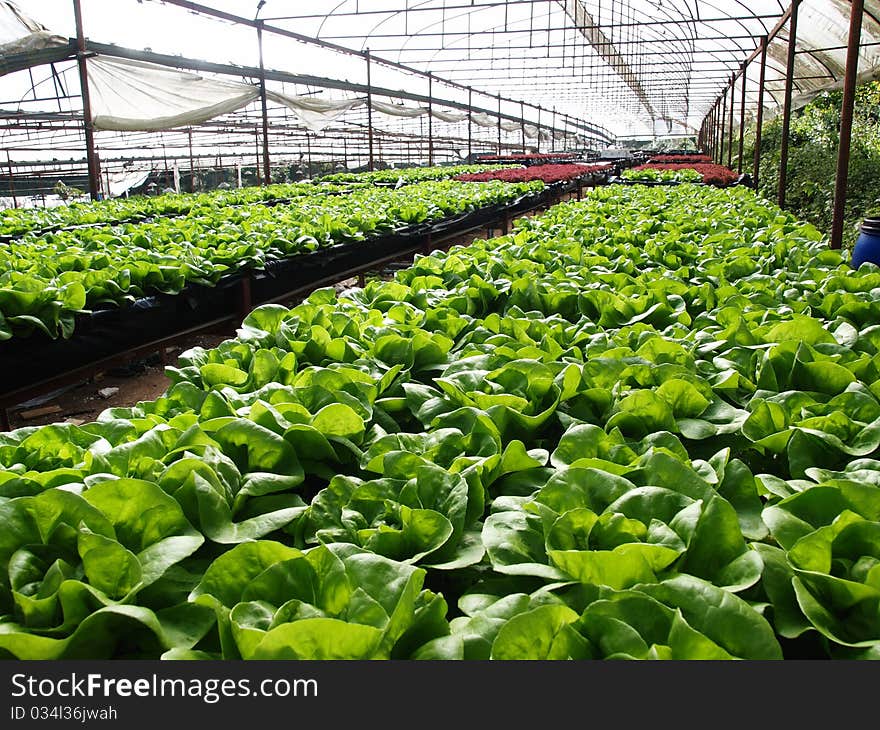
left=5, top=2, right=879, bottom=148
left=2, top=0, right=878, bottom=251
left=248, top=0, right=880, bottom=137
left=0, top=0, right=615, bottom=204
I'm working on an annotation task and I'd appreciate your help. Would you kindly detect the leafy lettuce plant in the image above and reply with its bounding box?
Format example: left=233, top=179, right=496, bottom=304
left=0, top=479, right=211, bottom=659
left=190, top=541, right=447, bottom=659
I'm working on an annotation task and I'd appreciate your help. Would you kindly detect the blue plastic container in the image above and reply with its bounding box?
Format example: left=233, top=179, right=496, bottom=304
left=852, top=218, right=880, bottom=269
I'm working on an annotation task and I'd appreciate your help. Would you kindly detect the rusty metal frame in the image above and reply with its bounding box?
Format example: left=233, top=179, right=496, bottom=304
left=831, top=0, right=867, bottom=250
left=778, top=0, right=801, bottom=209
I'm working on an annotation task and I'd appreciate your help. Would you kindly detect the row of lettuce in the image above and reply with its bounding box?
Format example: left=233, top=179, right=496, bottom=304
left=455, top=163, right=612, bottom=184
left=0, top=179, right=541, bottom=342
left=1, top=165, right=513, bottom=239
left=622, top=161, right=740, bottom=186
left=318, top=163, right=516, bottom=185
left=0, top=183, right=877, bottom=659
left=0, top=182, right=344, bottom=239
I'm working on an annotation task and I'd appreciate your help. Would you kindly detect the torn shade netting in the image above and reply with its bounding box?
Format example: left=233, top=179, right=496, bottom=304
left=369, top=99, right=428, bottom=118
left=88, top=56, right=261, bottom=131
left=86, top=55, right=504, bottom=134
left=429, top=108, right=468, bottom=123
left=267, top=91, right=365, bottom=132
left=0, top=0, right=65, bottom=56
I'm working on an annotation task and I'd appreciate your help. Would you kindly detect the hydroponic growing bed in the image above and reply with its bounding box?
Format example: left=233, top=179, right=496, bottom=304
left=623, top=163, right=740, bottom=187
left=0, top=179, right=542, bottom=344
left=0, top=183, right=876, bottom=660
left=0, top=179, right=550, bottom=405
left=454, top=163, right=613, bottom=184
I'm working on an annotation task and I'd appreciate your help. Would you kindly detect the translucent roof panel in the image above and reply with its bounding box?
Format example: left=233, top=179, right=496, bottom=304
left=261, top=0, right=880, bottom=137
left=762, top=1, right=880, bottom=112
left=6, top=0, right=880, bottom=141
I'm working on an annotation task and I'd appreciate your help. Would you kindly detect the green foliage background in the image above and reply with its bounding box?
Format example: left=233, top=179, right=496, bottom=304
left=736, top=81, right=880, bottom=249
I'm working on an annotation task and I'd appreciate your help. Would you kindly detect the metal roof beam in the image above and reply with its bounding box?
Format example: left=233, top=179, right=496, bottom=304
left=557, top=0, right=655, bottom=119
left=82, top=40, right=613, bottom=144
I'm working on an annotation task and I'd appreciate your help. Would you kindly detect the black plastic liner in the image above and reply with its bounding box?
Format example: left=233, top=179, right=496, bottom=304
left=0, top=275, right=244, bottom=396
left=0, top=196, right=543, bottom=400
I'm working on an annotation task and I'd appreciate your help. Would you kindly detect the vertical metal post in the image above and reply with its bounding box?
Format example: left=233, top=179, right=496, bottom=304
left=189, top=128, right=196, bottom=192
left=365, top=49, right=374, bottom=171
left=712, top=99, right=719, bottom=162
left=831, top=0, right=865, bottom=250
left=778, top=0, right=801, bottom=209
left=306, top=133, right=312, bottom=178
left=520, top=101, right=527, bottom=153
left=253, top=128, right=260, bottom=184
left=727, top=75, right=735, bottom=168
left=710, top=102, right=717, bottom=160
left=467, top=87, right=473, bottom=160
left=706, top=110, right=712, bottom=157
left=6, top=152, right=17, bottom=209
left=711, top=103, right=718, bottom=160
left=536, top=106, right=542, bottom=154
left=256, top=21, right=271, bottom=186
left=427, top=72, right=434, bottom=166
left=497, top=94, right=502, bottom=155
left=737, top=62, right=747, bottom=174
left=719, top=88, right=727, bottom=165
left=753, top=36, right=768, bottom=188
left=551, top=106, right=557, bottom=152
left=72, top=0, right=100, bottom=200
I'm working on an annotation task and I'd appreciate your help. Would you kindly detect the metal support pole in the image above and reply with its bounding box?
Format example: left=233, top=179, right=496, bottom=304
left=253, top=128, right=259, bottom=184
left=778, top=0, right=801, bottom=209
left=238, top=276, right=252, bottom=320
left=552, top=106, right=557, bottom=153
left=713, top=108, right=719, bottom=161
left=497, top=94, right=502, bottom=155
left=738, top=62, right=747, bottom=174
left=72, top=0, right=100, bottom=200
left=467, top=87, right=473, bottom=160
left=727, top=75, right=735, bottom=168
left=830, top=0, right=865, bottom=250
left=365, top=49, right=374, bottom=171
left=6, top=152, right=17, bottom=209
left=256, top=21, right=271, bottom=186
left=537, top=106, right=542, bottom=154
left=189, top=128, right=196, bottom=192
left=427, top=72, right=434, bottom=166
left=709, top=103, right=716, bottom=160
left=706, top=109, right=713, bottom=157
left=306, top=133, right=312, bottom=178
left=753, top=36, right=768, bottom=189
left=720, top=88, right=727, bottom=165
left=711, top=103, right=718, bottom=160
left=520, top=101, right=527, bottom=153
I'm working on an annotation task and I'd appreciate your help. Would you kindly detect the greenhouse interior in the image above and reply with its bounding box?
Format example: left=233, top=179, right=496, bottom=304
left=0, top=0, right=879, bottom=661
